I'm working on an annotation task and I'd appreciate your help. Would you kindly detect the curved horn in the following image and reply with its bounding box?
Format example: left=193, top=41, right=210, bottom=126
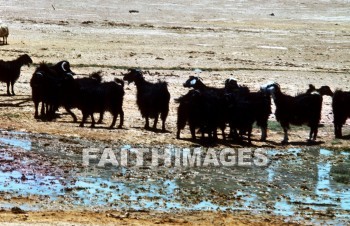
left=61, top=61, right=68, bottom=71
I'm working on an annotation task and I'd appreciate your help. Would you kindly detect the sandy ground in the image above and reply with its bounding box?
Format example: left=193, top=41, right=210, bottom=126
left=0, top=210, right=299, bottom=226
left=1, top=0, right=350, bottom=225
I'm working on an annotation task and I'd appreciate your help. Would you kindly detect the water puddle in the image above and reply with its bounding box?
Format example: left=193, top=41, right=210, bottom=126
left=0, top=138, right=31, bottom=151
left=0, top=129, right=32, bottom=151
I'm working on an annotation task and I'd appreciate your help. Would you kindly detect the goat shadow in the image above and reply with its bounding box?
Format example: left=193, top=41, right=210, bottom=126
left=265, top=140, right=324, bottom=147
left=75, top=125, right=127, bottom=130
left=177, top=136, right=260, bottom=148
left=130, top=126, right=172, bottom=134
left=336, top=134, right=350, bottom=140
left=0, top=96, right=32, bottom=107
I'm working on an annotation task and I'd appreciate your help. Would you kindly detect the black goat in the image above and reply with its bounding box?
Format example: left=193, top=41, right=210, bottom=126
left=123, top=69, right=170, bottom=132
left=183, top=75, right=227, bottom=96
left=183, top=76, right=229, bottom=139
left=332, top=89, right=350, bottom=138
left=225, top=92, right=256, bottom=143
left=0, top=54, right=33, bottom=95
left=224, top=82, right=271, bottom=143
left=306, top=84, right=333, bottom=96
left=176, top=89, right=223, bottom=140
left=76, top=76, right=124, bottom=129
left=61, top=72, right=102, bottom=123
left=30, top=61, right=75, bottom=119
left=261, top=82, right=332, bottom=143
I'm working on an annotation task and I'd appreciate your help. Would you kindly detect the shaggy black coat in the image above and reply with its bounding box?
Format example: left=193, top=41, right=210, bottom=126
left=61, top=72, right=102, bottom=122
left=30, top=61, right=74, bottom=119
left=176, top=89, right=224, bottom=140
left=182, top=76, right=233, bottom=139
left=77, top=77, right=124, bottom=129
left=123, top=69, right=170, bottom=132
left=225, top=88, right=271, bottom=143
left=262, top=83, right=331, bottom=143
left=0, top=54, right=32, bottom=95
left=332, top=90, right=350, bottom=138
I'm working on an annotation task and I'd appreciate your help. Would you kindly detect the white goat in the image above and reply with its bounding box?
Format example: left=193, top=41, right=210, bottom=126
left=0, top=24, right=9, bottom=45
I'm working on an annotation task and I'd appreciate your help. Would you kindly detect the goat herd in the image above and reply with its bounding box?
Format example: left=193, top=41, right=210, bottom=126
left=1, top=54, right=350, bottom=144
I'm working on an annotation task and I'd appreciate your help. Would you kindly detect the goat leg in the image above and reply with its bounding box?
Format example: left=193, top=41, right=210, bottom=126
left=65, top=107, right=77, bottom=122
left=176, top=129, right=181, bottom=139
left=282, top=127, right=289, bottom=144
left=247, top=128, right=252, bottom=144
left=45, top=103, right=49, bottom=117
left=6, top=81, right=11, bottom=96
left=80, top=113, right=88, bottom=127
left=189, top=124, right=196, bottom=140
left=118, top=109, right=124, bottom=129
left=153, top=114, right=159, bottom=130
left=213, top=128, right=218, bottom=141
left=90, top=114, right=96, bottom=128
left=313, top=128, right=318, bottom=141
left=40, top=102, right=45, bottom=117
left=161, top=121, right=166, bottom=132
left=144, top=117, right=150, bottom=130
left=160, top=111, right=168, bottom=132
left=308, top=129, right=313, bottom=142
left=221, top=127, right=226, bottom=140
left=335, top=124, right=342, bottom=138
left=110, top=113, right=117, bottom=129
left=97, top=112, right=104, bottom=124
left=260, top=127, right=267, bottom=141
left=34, top=101, right=39, bottom=119
left=10, top=80, right=15, bottom=95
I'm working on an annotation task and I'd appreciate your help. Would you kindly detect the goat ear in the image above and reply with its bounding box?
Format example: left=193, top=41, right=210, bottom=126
left=309, top=84, right=315, bottom=89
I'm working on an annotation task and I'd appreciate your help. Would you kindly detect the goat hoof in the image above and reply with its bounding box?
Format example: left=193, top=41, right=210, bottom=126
left=307, top=139, right=316, bottom=144
left=79, top=124, right=84, bottom=127
left=281, top=140, right=289, bottom=145
left=335, top=135, right=342, bottom=139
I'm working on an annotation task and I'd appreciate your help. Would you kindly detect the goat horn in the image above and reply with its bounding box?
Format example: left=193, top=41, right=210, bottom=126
left=61, top=62, right=67, bottom=71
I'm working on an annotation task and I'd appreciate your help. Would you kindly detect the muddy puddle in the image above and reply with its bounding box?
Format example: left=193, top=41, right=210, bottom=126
left=0, top=129, right=349, bottom=225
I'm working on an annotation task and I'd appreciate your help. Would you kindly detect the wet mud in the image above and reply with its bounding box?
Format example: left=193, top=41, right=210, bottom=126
left=0, top=129, right=349, bottom=225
